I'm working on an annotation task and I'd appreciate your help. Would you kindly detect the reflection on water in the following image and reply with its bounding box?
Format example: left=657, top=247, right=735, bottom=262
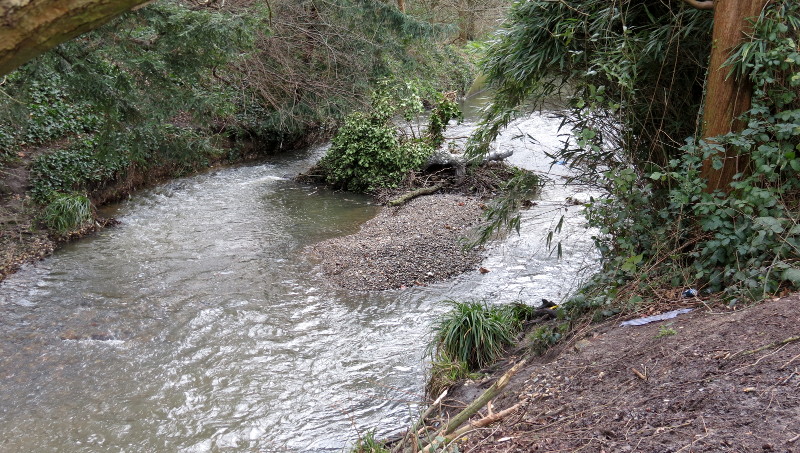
left=0, top=113, right=597, bottom=451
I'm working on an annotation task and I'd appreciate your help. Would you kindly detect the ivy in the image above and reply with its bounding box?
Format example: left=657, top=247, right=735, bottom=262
left=476, top=0, right=800, bottom=314
left=577, top=0, right=800, bottom=306
left=29, top=139, right=128, bottom=203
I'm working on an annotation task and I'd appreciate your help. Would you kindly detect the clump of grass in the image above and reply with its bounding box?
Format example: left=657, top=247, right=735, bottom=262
left=430, top=300, right=517, bottom=370
left=426, top=357, right=478, bottom=398
left=351, top=430, right=389, bottom=453
left=40, top=192, right=92, bottom=234
left=656, top=324, right=677, bottom=338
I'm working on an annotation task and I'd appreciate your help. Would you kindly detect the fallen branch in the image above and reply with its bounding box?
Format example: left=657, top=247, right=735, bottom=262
left=444, top=400, right=525, bottom=441
left=387, top=184, right=444, bottom=207
left=419, top=401, right=525, bottom=453
left=391, top=389, right=448, bottom=453
left=424, top=147, right=513, bottom=178
left=416, top=359, right=527, bottom=452
left=743, top=335, right=800, bottom=356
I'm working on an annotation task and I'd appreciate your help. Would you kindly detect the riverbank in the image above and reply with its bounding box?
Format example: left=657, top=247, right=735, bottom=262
left=0, top=140, right=275, bottom=283
left=392, top=294, right=800, bottom=451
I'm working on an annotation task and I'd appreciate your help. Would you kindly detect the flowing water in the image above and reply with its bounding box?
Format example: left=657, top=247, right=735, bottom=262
left=0, top=108, right=598, bottom=452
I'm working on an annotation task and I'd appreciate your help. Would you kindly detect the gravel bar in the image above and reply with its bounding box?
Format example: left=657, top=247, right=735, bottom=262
left=308, top=194, right=486, bottom=291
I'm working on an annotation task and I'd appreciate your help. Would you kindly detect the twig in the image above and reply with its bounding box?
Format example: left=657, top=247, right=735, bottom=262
left=631, top=367, right=648, bottom=381
left=781, top=352, right=800, bottom=370
left=415, top=359, right=526, bottom=452
left=740, top=335, right=800, bottom=357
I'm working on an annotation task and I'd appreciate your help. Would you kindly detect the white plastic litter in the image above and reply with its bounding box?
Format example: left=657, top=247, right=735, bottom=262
left=620, top=308, right=693, bottom=327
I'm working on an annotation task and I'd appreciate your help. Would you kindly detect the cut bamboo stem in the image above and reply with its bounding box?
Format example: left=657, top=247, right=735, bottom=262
left=392, top=389, right=448, bottom=453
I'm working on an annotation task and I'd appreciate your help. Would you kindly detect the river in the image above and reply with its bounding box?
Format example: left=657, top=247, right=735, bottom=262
left=0, top=109, right=598, bottom=452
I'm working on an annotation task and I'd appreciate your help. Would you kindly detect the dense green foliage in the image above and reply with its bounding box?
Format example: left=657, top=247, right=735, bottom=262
left=474, top=0, right=800, bottom=311
left=0, top=0, right=479, bottom=236
left=0, top=76, right=100, bottom=156
left=318, top=82, right=461, bottom=192
left=470, top=0, right=710, bottom=165
left=29, top=140, right=127, bottom=203
left=573, top=1, right=800, bottom=308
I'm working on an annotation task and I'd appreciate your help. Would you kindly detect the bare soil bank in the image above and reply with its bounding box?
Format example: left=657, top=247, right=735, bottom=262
left=444, top=295, right=800, bottom=452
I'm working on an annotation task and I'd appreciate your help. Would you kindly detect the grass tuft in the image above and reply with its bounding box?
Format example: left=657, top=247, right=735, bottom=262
left=430, top=300, right=517, bottom=370
left=351, top=429, right=389, bottom=453
left=40, top=192, right=92, bottom=234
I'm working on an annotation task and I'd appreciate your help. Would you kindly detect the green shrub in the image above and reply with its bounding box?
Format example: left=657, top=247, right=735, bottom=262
left=320, top=112, right=428, bottom=192
left=40, top=193, right=92, bottom=234
left=318, top=80, right=463, bottom=192
left=430, top=300, right=517, bottom=370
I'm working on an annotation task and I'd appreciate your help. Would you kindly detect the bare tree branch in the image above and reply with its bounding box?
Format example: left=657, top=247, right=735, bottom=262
left=0, top=0, right=152, bottom=76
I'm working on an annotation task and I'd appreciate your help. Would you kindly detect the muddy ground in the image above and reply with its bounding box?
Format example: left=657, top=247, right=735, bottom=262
left=438, top=295, right=800, bottom=452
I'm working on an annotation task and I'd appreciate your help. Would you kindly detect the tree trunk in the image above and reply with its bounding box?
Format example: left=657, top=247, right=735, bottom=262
left=700, top=0, right=768, bottom=192
left=0, top=0, right=152, bottom=77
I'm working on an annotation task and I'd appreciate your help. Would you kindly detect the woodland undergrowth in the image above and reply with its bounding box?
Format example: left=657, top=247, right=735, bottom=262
left=471, top=0, right=800, bottom=322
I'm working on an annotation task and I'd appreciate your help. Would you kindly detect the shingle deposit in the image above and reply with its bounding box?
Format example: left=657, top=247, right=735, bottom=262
left=308, top=194, right=486, bottom=290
